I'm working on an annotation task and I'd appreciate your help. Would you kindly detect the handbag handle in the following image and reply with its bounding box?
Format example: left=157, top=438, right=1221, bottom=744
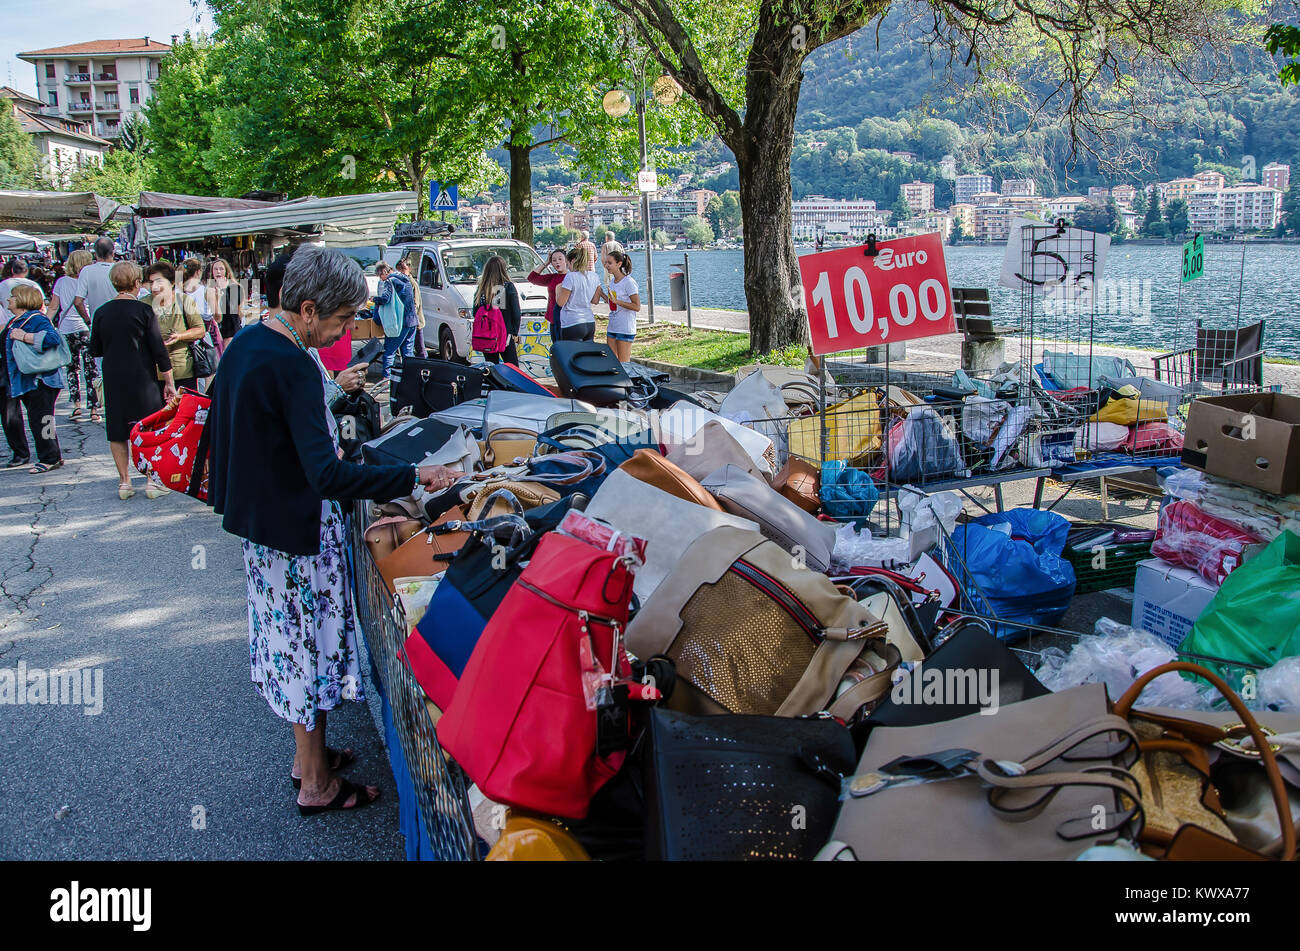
left=1113, top=660, right=1296, bottom=861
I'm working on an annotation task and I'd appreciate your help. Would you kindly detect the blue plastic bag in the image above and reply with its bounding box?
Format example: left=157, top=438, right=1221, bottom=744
left=950, top=508, right=1076, bottom=639
left=819, top=460, right=878, bottom=526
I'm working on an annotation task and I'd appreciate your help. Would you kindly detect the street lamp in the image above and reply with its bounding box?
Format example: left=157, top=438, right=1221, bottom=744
left=603, top=41, right=681, bottom=326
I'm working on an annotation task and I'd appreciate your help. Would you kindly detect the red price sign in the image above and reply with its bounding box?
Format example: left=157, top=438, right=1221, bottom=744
left=799, top=233, right=956, bottom=356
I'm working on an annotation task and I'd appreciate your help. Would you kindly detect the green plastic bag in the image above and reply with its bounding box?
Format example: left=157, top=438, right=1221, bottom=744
left=1180, top=530, right=1300, bottom=677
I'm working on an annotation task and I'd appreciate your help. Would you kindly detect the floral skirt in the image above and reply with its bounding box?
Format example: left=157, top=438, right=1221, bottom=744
left=242, top=500, right=365, bottom=729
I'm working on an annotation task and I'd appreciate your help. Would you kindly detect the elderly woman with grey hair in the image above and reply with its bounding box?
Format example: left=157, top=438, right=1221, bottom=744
left=207, top=244, right=459, bottom=816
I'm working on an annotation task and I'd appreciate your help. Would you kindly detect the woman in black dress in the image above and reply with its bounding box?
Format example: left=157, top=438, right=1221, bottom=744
left=88, top=261, right=177, bottom=500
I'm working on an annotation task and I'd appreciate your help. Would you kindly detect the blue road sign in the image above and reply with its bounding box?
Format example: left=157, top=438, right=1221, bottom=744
left=430, top=181, right=458, bottom=212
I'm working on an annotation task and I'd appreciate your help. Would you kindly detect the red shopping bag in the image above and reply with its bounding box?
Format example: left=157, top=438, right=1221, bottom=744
left=129, top=388, right=211, bottom=501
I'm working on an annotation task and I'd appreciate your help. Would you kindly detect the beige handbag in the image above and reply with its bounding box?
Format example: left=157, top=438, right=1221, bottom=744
left=830, top=684, right=1144, bottom=861
left=626, top=525, right=897, bottom=719
left=664, top=419, right=766, bottom=483
left=585, top=469, right=759, bottom=603
left=480, top=427, right=538, bottom=467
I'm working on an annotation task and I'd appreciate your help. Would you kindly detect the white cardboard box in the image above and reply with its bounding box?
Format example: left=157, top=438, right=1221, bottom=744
left=1131, top=558, right=1220, bottom=649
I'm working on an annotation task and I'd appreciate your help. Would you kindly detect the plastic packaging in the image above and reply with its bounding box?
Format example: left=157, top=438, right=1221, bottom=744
left=1034, top=617, right=1205, bottom=708
left=1259, top=656, right=1300, bottom=712
left=880, top=406, right=965, bottom=483
left=1151, top=499, right=1261, bottom=586
left=898, top=489, right=962, bottom=535
left=820, top=460, right=879, bottom=526
left=830, top=522, right=915, bottom=571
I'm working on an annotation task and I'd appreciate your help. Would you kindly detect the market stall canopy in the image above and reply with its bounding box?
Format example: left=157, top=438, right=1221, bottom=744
left=0, top=229, right=53, bottom=253
left=139, top=191, right=417, bottom=247
left=0, top=190, right=121, bottom=234
left=135, top=191, right=283, bottom=214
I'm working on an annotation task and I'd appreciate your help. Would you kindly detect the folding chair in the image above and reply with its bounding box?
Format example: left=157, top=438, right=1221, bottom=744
left=1152, top=320, right=1264, bottom=394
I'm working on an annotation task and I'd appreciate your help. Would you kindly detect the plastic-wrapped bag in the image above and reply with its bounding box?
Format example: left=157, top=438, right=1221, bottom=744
left=1075, top=421, right=1130, bottom=452
left=950, top=508, right=1076, bottom=638
left=1151, top=499, right=1261, bottom=585
left=1181, top=530, right=1300, bottom=675
left=830, top=522, right=914, bottom=571
left=898, top=489, right=962, bottom=535
left=1035, top=617, right=1204, bottom=708
left=719, top=367, right=788, bottom=425
left=878, top=406, right=965, bottom=483
left=1259, top=656, right=1300, bottom=712
left=820, top=460, right=878, bottom=526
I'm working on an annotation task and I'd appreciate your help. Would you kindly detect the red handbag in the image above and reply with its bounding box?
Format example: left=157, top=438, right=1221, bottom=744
left=129, top=388, right=211, bottom=501
left=436, top=525, right=640, bottom=819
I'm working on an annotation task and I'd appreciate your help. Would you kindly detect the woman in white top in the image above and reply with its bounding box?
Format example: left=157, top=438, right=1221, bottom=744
left=47, top=249, right=100, bottom=422
left=182, top=257, right=219, bottom=389
left=553, top=244, right=602, bottom=342
left=600, top=248, right=639, bottom=362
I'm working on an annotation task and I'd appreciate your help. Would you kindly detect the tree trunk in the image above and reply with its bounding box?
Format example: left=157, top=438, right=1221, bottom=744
left=507, top=142, right=533, bottom=244
left=736, top=78, right=804, bottom=354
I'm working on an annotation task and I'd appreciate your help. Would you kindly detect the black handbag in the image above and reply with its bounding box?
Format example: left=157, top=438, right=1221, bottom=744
left=331, top=390, right=382, bottom=463
left=360, top=417, right=458, bottom=467
left=391, top=356, right=487, bottom=417
left=549, top=340, right=632, bottom=405
left=643, top=707, right=856, bottom=861
left=350, top=339, right=385, bottom=382
left=190, top=336, right=218, bottom=378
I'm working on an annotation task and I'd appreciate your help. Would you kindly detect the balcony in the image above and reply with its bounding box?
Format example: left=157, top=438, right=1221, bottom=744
left=93, top=73, right=117, bottom=83
left=68, top=102, right=94, bottom=112
left=96, top=99, right=121, bottom=112
left=65, top=73, right=92, bottom=84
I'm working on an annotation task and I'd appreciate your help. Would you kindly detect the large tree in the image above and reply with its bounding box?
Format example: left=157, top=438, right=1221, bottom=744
left=143, top=32, right=222, bottom=194
left=609, top=0, right=1254, bottom=352
left=0, top=107, right=41, bottom=188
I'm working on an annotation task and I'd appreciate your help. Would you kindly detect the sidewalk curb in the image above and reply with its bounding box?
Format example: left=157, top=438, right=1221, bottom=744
left=634, top=358, right=736, bottom=387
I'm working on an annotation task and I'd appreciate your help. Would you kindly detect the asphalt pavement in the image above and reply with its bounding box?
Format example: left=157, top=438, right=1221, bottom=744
left=0, top=401, right=402, bottom=860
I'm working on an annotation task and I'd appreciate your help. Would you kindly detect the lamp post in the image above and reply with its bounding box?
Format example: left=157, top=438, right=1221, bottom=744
left=603, top=45, right=680, bottom=326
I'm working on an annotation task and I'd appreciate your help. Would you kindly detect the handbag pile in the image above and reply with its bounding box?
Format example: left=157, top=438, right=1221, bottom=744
left=350, top=359, right=1300, bottom=862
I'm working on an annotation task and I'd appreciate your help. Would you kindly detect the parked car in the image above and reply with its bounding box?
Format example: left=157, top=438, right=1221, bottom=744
left=385, top=236, right=550, bottom=361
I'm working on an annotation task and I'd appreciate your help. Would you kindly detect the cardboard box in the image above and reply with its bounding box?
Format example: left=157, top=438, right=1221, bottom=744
left=1131, top=557, right=1219, bottom=649
left=1182, top=392, right=1300, bottom=496
left=351, top=317, right=378, bottom=341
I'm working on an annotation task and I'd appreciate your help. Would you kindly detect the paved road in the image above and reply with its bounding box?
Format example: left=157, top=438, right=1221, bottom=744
left=0, top=404, right=402, bottom=860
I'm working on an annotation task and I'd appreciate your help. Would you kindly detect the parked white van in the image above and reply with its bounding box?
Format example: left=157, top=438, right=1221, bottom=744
left=384, top=236, right=551, bottom=360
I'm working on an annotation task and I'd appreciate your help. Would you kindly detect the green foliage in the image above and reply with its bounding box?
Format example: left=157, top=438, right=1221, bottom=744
left=1281, top=180, right=1300, bottom=234
left=1165, top=198, right=1190, bottom=236
left=1266, top=24, right=1300, bottom=85
left=71, top=149, right=148, bottom=201
left=948, top=218, right=965, bottom=244
left=682, top=214, right=714, bottom=246
left=0, top=109, right=40, bottom=188
left=535, top=225, right=577, bottom=247
left=143, top=32, right=221, bottom=194
left=1142, top=189, right=1165, bottom=236
left=1073, top=198, right=1122, bottom=234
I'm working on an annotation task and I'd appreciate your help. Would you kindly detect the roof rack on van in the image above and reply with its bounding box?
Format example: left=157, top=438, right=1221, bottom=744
left=391, top=220, right=456, bottom=244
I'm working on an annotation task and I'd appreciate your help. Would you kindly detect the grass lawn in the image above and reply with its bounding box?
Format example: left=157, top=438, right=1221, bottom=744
left=593, top=317, right=807, bottom=373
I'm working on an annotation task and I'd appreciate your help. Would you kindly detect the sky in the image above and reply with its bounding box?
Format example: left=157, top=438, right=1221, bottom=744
left=0, top=0, right=211, bottom=96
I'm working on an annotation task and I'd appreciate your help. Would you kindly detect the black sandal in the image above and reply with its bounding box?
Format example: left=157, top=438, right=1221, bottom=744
left=290, top=746, right=355, bottom=788
left=297, top=777, right=381, bottom=816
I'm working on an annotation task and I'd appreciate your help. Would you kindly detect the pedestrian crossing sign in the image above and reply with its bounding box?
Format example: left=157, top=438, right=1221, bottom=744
left=430, top=181, right=458, bottom=212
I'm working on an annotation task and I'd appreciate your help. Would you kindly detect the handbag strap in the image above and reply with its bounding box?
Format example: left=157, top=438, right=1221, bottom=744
left=824, top=641, right=904, bottom=720
left=774, top=629, right=895, bottom=718
left=524, top=450, right=603, bottom=486
left=1114, top=660, right=1296, bottom=861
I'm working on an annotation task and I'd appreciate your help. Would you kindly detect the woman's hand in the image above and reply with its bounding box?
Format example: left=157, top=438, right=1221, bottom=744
left=163, top=382, right=178, bottom=402
left=417, top=464, right=459, bottom=492
left=163, top=334, right=179, bottom=347
left=336, top=363, right=367, bottom=393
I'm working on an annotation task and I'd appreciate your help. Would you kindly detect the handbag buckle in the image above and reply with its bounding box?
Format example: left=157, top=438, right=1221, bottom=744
left=1215, top=723, right=1280, bottom=758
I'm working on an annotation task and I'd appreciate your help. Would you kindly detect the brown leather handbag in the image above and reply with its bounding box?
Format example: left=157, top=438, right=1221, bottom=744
left=481, top=426, right=538, bottom=467
left=773, top=457, right=821, bottom=514
left=376, top=506, right=472, bottom=592
left=619, top=448, right=724, bottom=511
left=626, top=525, right=896, bottom=719
left=363, top=516, right=424, bottom=563
left=1114, top=662, right=1297, bottom=861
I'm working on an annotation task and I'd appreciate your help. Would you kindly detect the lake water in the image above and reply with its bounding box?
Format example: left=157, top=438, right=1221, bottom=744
left=639, top=244, right=1300, bottom=358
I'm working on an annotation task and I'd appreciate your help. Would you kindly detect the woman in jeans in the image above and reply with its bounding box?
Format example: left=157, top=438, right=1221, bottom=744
left=472, top=255, right=521, bottom=365
left=145, top=261, right=206, bottom=394
left=48, top=249, right=100, bottom=422
left=3, top=282, right=64, bottom=473
left=207, top=245, right=458, bottom=815
left=554, top=244, right=602, bottom=342
left=600, top=248, right=640, bottom=362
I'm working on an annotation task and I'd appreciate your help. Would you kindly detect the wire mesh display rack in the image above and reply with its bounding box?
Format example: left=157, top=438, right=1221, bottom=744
left=350, top=500, right=478, bottom=860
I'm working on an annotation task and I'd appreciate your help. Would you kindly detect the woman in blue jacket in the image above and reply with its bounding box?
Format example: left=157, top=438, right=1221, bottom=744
left=3, top=282, right=64, bottom=473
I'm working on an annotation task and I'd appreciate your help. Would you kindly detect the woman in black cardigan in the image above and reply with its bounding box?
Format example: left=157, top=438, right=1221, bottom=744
left=208, top=245, right=457, bottom=816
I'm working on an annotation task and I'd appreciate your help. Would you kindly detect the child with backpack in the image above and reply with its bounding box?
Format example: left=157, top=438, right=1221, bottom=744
left=471, top=255, right=520, bottom=365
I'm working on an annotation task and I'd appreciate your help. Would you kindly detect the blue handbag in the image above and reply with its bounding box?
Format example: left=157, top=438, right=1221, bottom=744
left=10, top=316, right=71, bottom=376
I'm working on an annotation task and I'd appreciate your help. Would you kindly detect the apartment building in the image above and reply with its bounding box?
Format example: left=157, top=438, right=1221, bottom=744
left=948, top=203, right=975, bottom=236
left=647, top=196, right=699, bottom=238
left=900, top=180, right=935, bottom=215
left=1, top=86, right=109, bottom=188
left=1110, top=184, right=1137, bottom=205
left=18, top=37, right=170, bottom=140
left=790, top=196, right=885, bottom=240
left=1001, top=178, right=1037, bottom=197
left=532, top=203, right=566, bottom=231
left=974, top=203, right=1016, bottom=242
left=955, top=173, right=994, bottom=205
left=1187, top=184, right=1282, bottom=232
left=1263, top=162, right=1291, bottom=193
left=1160, top=178, right=1199, bottom=205
left=1045, top=196, right=1087, bottom=218
left=1194, top=170, right=1227, bottom=191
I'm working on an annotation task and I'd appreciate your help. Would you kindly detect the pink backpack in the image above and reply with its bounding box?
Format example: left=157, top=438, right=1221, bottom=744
left=471, top=296, right=508, bottom=354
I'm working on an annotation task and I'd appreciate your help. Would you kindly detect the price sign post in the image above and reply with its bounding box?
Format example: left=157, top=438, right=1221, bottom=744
left=1181, top=233, right=1204, bottom=283
left=799, top=232, right=957, bottom=356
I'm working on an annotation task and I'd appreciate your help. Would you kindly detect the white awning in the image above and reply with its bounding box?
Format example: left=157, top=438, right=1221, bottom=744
left=0, top=190, right=121, bottom=233
left=0, top=229, right=53, bottom=253
left=139, top=191, right=416, bottom=247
